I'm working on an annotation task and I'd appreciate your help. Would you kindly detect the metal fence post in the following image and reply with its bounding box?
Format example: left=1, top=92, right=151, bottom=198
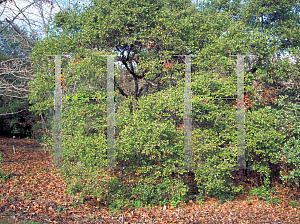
left=107, top=55, right=116, bottom=169
left=184, top=55, right=193, bottom=169
left=54, top=55, right=62, bottom=168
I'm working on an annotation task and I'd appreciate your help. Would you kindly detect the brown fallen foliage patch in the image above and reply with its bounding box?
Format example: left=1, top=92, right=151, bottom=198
left=0, top=137, right=299, bottom=223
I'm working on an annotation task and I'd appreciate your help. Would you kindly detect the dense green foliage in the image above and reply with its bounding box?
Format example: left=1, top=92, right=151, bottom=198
left=271, top=96, right=300, bottom=189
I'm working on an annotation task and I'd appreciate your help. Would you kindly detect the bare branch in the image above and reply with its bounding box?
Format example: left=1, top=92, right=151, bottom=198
left=0, top=109, right=26, bottom=116
left=11, top=0, right=35, bottom=36
left=0, top=0, right=36, bottom=34
left=5, top=18, right=34, bottom=48
left=0, top=57, right=33, bottom=98
left=0, top=0, right=10, bottom=5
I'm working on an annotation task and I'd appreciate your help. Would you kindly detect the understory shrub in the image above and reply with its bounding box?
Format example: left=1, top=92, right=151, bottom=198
left=192, top=72, right=244, bottom=200
left=279, top=137, right=300, bottom=188
left=59, top=70, right=248, bottom=206
left=59, top=79, right=192, bottom=208
left=271, top=96, right=300, bottom=189
left=245, top=106, right=287, bottom=188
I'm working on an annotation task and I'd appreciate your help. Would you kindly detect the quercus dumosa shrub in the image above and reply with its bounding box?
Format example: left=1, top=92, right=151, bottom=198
left=270, top=96, right=300, bottom=189
left=245, top=106, right=286, bottom=188
left=191, top=71, right=244, bottom=200
left=33, top=54, right=294, bottom=207
left=58, top=57, right=287, bottom=205
left=113, top=83, right=190, bottom=206
left=112, top=70, right=246, bottom=204
left=245, top=94, right=300, bottom=190
left=280, top=137, right=300, bottom=188
left=54, top=52, right=119, bottom=202
left=60, top=92, right=108, bottom=174
left=45, top=49, right=189, bottom=206
left=59, top=78, right=191, bottom=206
left=190, top=69, right=293, bottom=200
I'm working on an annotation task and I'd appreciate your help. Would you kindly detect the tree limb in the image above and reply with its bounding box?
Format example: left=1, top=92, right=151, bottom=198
left=0, top=109, right=26, bottom=116
left=5, top=18, right=34, bottom=48
left=0, top=0, right=36, bottom=34
left=114, top=79, right=128, bottom=98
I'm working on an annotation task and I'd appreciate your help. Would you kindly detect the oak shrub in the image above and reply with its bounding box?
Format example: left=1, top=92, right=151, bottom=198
left=28, top=47, right=299, bottom=209
left=51, top=66, right=293, bottom=209
left=28, top=52, right=300, bottom=210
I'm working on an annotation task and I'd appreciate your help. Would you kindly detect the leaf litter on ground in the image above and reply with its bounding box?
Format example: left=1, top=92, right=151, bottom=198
left=0, top=137, right=299, bottom=223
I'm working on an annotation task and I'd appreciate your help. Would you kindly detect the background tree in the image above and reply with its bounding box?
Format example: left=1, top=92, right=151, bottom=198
left=0, top=22, right=36, bottom=137
left=198, top=0, right=300, bottom=106
left=0, top=0, right=66, bottom=137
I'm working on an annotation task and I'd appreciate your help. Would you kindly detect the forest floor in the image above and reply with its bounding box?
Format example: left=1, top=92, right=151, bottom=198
left=0, top=137, right=300, bottom=224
